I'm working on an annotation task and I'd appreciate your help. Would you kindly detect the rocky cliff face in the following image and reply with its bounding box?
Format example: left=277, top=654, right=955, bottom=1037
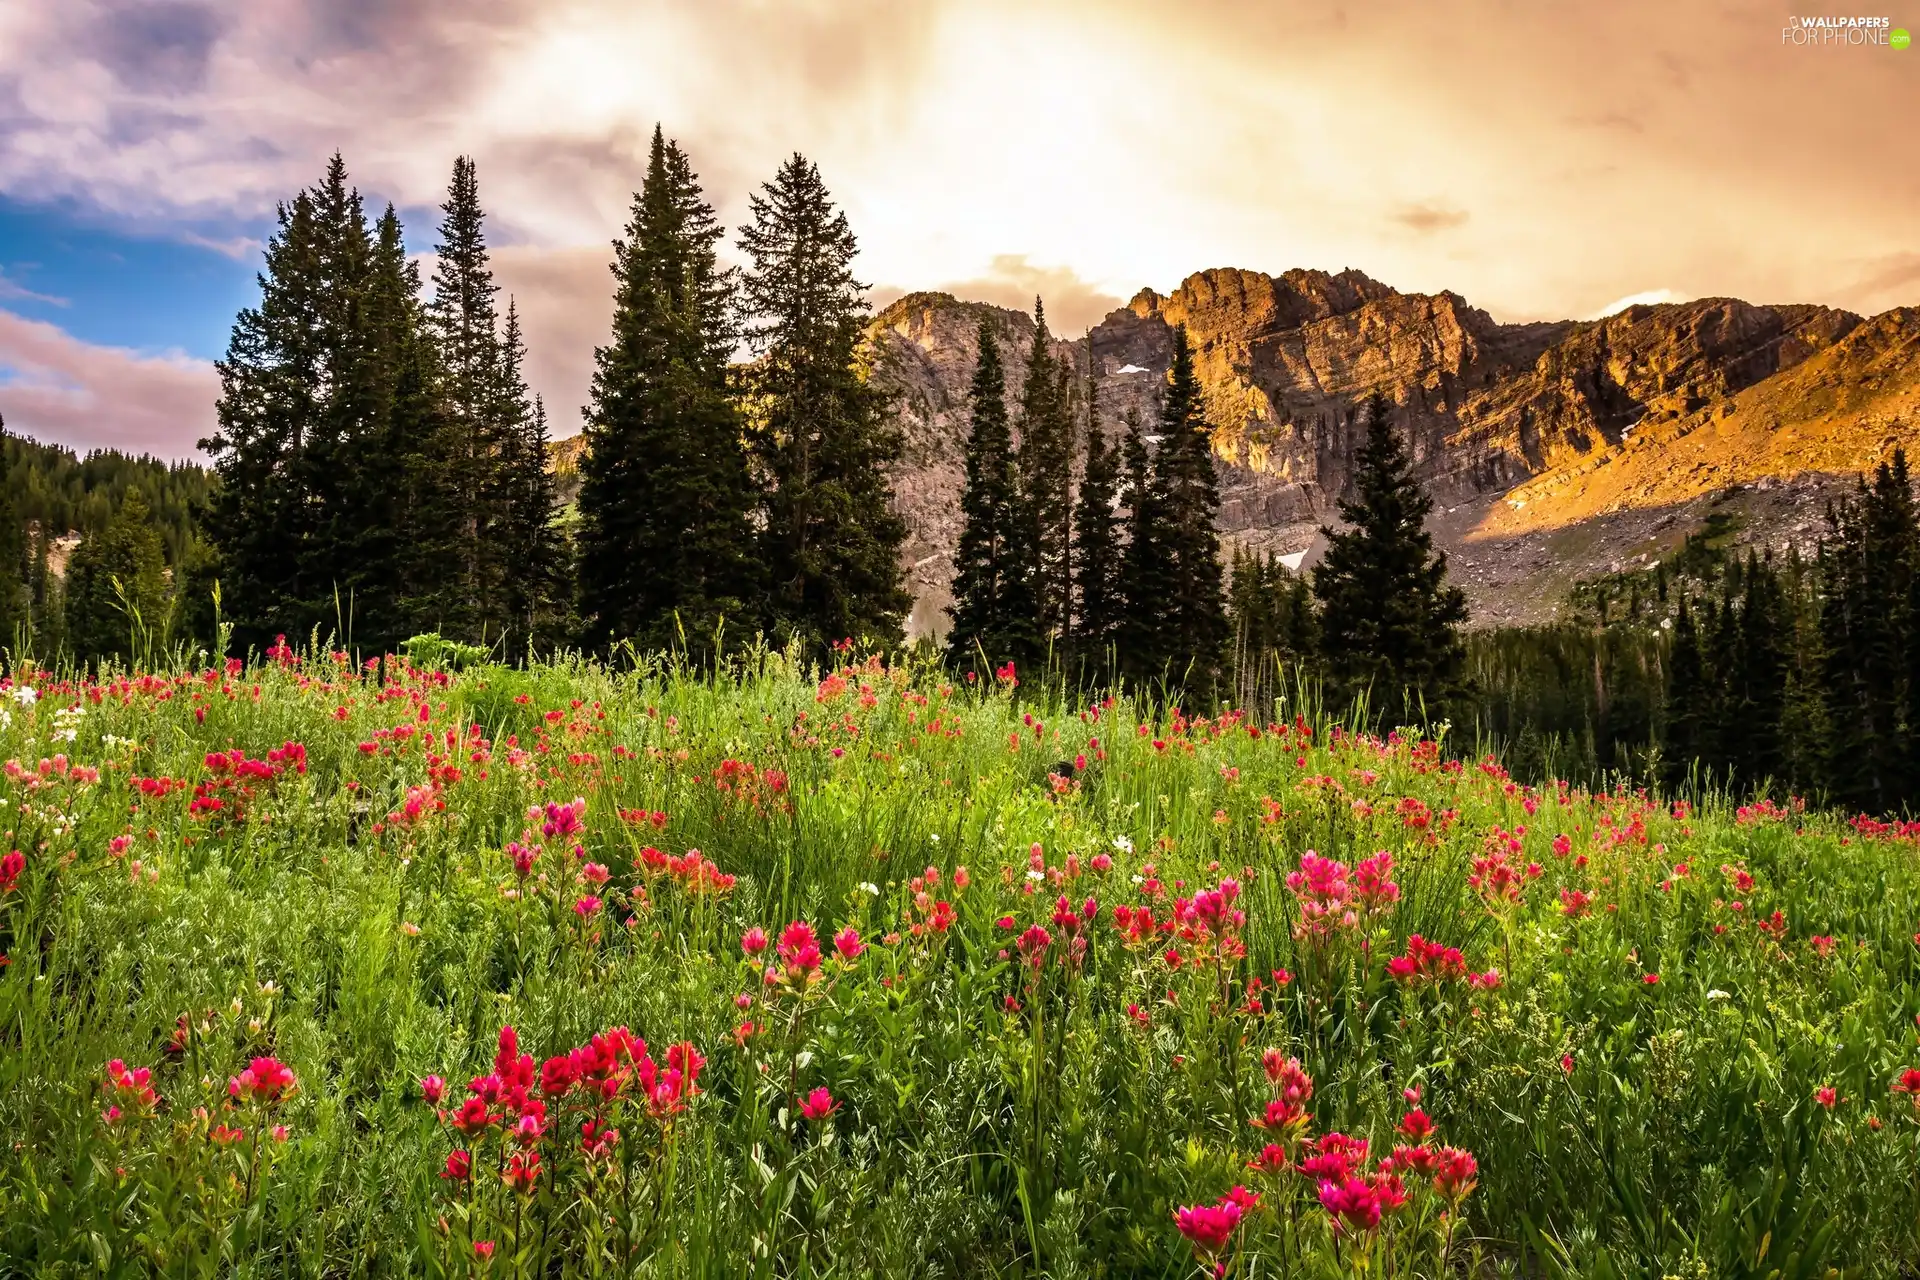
left=867, top=268, right=1920, bottom=633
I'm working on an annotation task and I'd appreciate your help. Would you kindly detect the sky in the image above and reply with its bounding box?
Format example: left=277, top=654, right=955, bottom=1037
left=0, top=0, right=1915, bottom=460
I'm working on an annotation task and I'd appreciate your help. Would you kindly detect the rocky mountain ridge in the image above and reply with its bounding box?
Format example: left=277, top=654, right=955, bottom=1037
left=864, top=268, right=1920, bottom=632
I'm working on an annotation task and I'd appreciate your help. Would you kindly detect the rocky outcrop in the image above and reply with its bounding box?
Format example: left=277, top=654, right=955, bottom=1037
left=864, top=268, right=1917, bottom=634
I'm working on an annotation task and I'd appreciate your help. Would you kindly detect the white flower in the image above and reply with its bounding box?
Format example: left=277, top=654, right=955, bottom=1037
left=52, top=729, right=77, bottom=744
left=1706, top=989, right=1731, bottom=1000
left=11, top=686, right=36, bottom=708
left=1112, top=835, right=1134, bottom=854
left=1131, top=874, right=1145, bottom=885
left=928, top=833, right=940, bottom=843
left=858, top=882, right=880, bottom=896
left=0, top=710, right=10, bottom=729
left=1025, top=869, right=1045, bottom=882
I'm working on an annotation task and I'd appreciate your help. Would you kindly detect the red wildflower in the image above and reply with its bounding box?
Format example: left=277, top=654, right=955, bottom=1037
left=421, top=1075, right=446, bottom=1105
left=442, top=1150, right=472, bottom=1181
left=0, top=849, right=22, bottom=894
left=741, top=927, right=769, bottom=956
left=1815, top=1085, right=1838, bottom=1109
left=798, top=1087, right=839, bottom=1120
left=1397, top=1109, right=1435, bottom=1143
left=502, top=1150, right=541, bottom=1193
left=833, top=927, right=865, bottom=960
left=1319, top=1176, right=1382, bottom=1234
left=1433, top=1146, right=1478, bottom=1200
left=1172, top=1200, right=1242, bottom=1253
left=228, top=1056, right=296, bottom=1105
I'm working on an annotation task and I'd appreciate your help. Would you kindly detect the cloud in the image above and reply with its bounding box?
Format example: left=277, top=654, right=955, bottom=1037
left=0, top=308, right=216, bottom=458
left=1388, top=203, right=1469, bottom=234
left=1584, top=289, right=1692, bottom=320
left=0, top=267, right=65, bottom=306
left=874, top=254, right=1125, bottom=337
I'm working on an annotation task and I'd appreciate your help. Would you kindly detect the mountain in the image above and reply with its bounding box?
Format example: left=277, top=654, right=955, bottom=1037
left=864, top=269, right=1920, bottom=632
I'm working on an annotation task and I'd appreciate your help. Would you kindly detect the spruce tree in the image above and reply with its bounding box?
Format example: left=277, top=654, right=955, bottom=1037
left=1070, top=351, right=1122, bottom=670
left=1663, top=598, right=1709, bottom=792
left=1012, top=300, right=1075, bottom=648
left=1116, top=404, right=1169, bottom=682
left=494, top=308, right=569, bottom=651
left=64, top=489, right=171, bottom=665
left=0, top=416, right=25, bottom=653
left=946, top=317, right=1021, bottom=671
left=1152, top=325, right=1229, bottom=691
left=427, top=155, right=509, bottom=637
left=738, top=153, right=907, bottom=649
left=577, top=127, right=763, bottom=656
left=1311, top=390, right=1467, bottom=713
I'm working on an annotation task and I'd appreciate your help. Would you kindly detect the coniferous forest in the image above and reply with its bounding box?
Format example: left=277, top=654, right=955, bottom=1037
left=2, top=137, right=1919, bottom=815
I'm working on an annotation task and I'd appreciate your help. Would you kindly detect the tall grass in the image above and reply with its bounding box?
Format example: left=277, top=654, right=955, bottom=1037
left=0, top=641, right=1915, bottom=1277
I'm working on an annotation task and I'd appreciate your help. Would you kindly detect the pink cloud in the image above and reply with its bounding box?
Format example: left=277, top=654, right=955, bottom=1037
left=0, top=308, right=216, bottom=459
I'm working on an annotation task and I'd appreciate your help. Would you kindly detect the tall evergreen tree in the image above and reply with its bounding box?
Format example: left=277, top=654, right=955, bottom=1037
left=1819, top=453, right=1917, bottom=812
left=1115, top=404, right=1169, bottom=682
left=738, top=153, right=907, bottom=648
left=1732, top=552, right=1790, bottom=790
left=64, top=489, right=171, bottom=665
left=493, top=308, right=569, bottom=651
left=1311, top=390, right=1467, bottom=713
left=1152, top=325, right=1229, bottom=690
left=1012, top=300, right=1075, bottom=646
left=1070, top=348, right=1122, bottom=668
left=946, top=317, right=1024, bottom=671
left=0, top=414, right=24, bottom=653
left=206, top=154, right=415, bottom=654
left=577, top=127, right=763, bottom=656
left=1663, top=599, right=1709, bottom=791
left=427, top=155, right=510, bottom=637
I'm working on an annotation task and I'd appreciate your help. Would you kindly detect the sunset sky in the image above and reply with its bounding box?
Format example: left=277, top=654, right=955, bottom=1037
left=0, top=0, right=1914, bottom=458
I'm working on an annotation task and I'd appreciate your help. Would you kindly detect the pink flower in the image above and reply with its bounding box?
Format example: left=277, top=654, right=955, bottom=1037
left=1319, top=1177, right=1382, bottom=1234
left=229, top=1056, right=297, bottom=1105
left=741, top=927, right=769, bottom=956
left=1642, top=973, right=1659, bottom=985
left=574, top=895, right=603, bottom=919
left=421, top=1075, right=446, bottom=1105
left=0, top=850, right=24, bottom=894
left=778, top=922, right=822, bottom=974
left=1433, top=1146, right=1478, bottom=1200
left=1815, top=1085, right=1838, bottom=1109
left=581, top=862, right=610, bottom=886
left=1172, top=1200, right=1242, bottom=1253
left=833, top=927, right=864, bottom=960
left=798, top=1087, right=839, bottom=1120
left=472, top=1240, right=495, bottom=1259
left=1397, top=1109, right=1435, bottom=1143
left=443, top=1150, right=472, bottom=1181
left=1561, top=1054, right=1575, bottom=1074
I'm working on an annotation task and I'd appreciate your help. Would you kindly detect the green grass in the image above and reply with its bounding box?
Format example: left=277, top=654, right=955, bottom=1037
left=1, top=645, right=1917, bottom=1277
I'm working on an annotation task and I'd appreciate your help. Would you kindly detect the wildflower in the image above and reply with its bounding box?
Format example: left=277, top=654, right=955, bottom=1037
left=741, top=927, right=769, bottom=956
left=502, top=1150, right=541, bottom=1193
left=574, top=895, right=603, bottom=919
left=581, top=862, right=610, bottom=886
left=1319, top=1177, right=1382, bottom=1234
left=1642, top=973, right=1659, bottom=985
left=104, top=1060, right=159, bottom=1117
left=1397, top=1109, right=1435, bottom=1143
left=442, top=1150, right=472, bottom=1180
left=833, top=927, right=865, bottom=960
left=1892, top=1068, right=1920, bottom=1102
left=778, top=921, right=823, bottom=976
left=1172, top=1200, right=1242, bottom=1254
left=1432, top=1146, right=1478, bottom=1201
left=1248, top=1143, right=1290, bottom=1174
left=0, top=850, right=23, bottom=894
left=798, top=1087, right=839, bottom=1120
left=1561, top=1054, right=1575, bottom=1074
left=229, top=1056, right=297, bottom=1105
left=1816, top=1085, right=1838, bottom=1109
left=210, top=1122, right=246, bottom=1146
left=1016, top=923, right=1052, bottom=968
left=472, top=1241, right=495, bottom=1260
left=1810, top=934, right=1835, bottom=957
left=421, top=1075, right=446, bottom=1105
left=1301, top=1132, right=1370, bottom=1182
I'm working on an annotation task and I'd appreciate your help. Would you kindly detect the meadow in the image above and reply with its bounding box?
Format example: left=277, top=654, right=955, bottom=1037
left=1, top=639, right=1917, bottom=1278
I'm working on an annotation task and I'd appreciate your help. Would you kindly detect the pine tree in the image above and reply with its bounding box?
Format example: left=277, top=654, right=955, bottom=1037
left=427, top=155, right=509, bottom=637
left=577, top=127, right=763, bottom=657
left=64, top=489, right=171, bottom=665
left=1115, top=404, right=1169, bottom=682
left=1732, top=553, right=1789, bottom=792
left=1070, top=348, right=1122, bottom=670
left=1010, top=301, right=1075, bottom=650
left=494, top=308, right=569, bottom=651
left=1662, top=598, right=1708, bottom=791
left=1311, top=390, right=1467, bottom=714
left=946, top=317, right=1022, bottom=671
left=0, top=415, right=25, bottom=653
left=1152, top=325, right=1229, bottom=691
left=738, top=153, right=907, bottom=649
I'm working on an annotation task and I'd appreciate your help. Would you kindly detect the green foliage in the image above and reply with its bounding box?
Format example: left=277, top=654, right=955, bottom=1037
left=738, top=154, right=909, bottom=651
left=64, top=489, right=174, bottom=667
left=0, top=646, right=1916, bottom=1277
left=1313, top=391, right=1469, bottom=714
left=945, top=317, right=1024, bottom=674
left=577, top=127, right=762, bottom=659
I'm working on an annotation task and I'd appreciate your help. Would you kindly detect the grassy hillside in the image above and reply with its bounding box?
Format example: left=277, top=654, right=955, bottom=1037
left=1, top=647, right=1916, bottom=1276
